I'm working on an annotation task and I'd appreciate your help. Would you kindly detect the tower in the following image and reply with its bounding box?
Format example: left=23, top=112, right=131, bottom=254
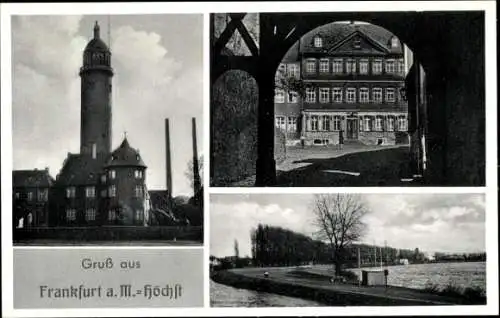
left=79, top=21, right=114, bottom=158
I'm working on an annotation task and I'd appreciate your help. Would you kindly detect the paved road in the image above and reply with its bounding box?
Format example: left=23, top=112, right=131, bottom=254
left=14, top=240, right=202, bottom=246
left=229, top=266, right=457, bottom=305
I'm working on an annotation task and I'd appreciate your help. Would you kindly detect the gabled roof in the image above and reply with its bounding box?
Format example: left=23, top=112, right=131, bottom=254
left=327, top=30, right=390, bottom=55
left=55, top=153, right=106, bottom=186
left=105, top=137, right=147, bottom=168
left=13, top=169, right=54, bottom=188
left=281, top=22, right=403, bottom=62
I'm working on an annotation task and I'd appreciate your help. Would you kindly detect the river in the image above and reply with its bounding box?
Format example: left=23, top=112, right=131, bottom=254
left=211, top=262, right=486, bottom=307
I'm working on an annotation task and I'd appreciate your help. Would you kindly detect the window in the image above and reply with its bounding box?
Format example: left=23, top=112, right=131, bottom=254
left=275, top=116, right=286, bottom=130
left=346, top=88, right=356, bottom=103
left=86, top=186, right=95, bottom=198
left=314, top=36, right=323, bottom=48
left=333, top=116, right=342, bottom=131
left=15, top=192, right=20, bottom=199
left=275, top=89, right=285, bottom=103
left=398, top=116, right=407, bottom=131
left=386, top=88, right=396, bottom=102
left=322, top=116, right=331, bottom=131
left=363, top=117, right=372, bottom=132
left=319, top=59, right=329, bottom=73
left=353, top=39, right=361, bottom=49
left=385, top=59, right=395, bottom=74
left=332, top=59, right=343, bottom=73
left=66, top=187, right=76, bottom=198
left=101, top=174, right=106, bottom=183
left=375, top=117, right=384, bottom=131
left=287, top=117, right=297, bottom=132
left=101, top=189, right=107, bottom=197
left=274, top=89, right=285, bottom=103
left=346, top=59, right=356, bottom=74
left=27, top=192, right=33, bottom=201
left=38, top=189, right=48, bottom=202
left=359, top=60, right=369, bottom=74
left=134, top=170, right=143, bottom=179
left=278, top=63, right=286, bottom=76
left=108, top=209, right=117, bottom=221
left=134, top=185, right=143, bottom=197
left=109, top=185, right=116, bottom=197
left=332, top=87, right=342, bottom=102
left=85, top=208, right=96, bottom=221
left=398, top=58, right=405, bottom=74
left=288, top=91, right=298, bottom=103
left=372, top=60, right=382, bottom=74
left=359, top=88, right=369, bottom=103
left=310, top=116, right=319, bottom=131
left=306, top=59, right=316, bottom=73
left=319, top=88, right=329, bottom=103
left=306, top=87, right=316, bottom=103
left=391, top=37, right=399, bottom=48
left=66, top=208, right=76, bottom=221
left=387, top=116, right=395, bottom=131
left=287, top=64, right=299, bottom=78
left=373, top=88, right=383, bottom=103
left=135, top=209, right=143, bottom=221
left=109, top=170, right=116, bottom=179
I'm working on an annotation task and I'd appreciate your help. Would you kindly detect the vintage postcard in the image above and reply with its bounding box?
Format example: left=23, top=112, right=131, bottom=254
left=1, top=1, right=498, bottom=317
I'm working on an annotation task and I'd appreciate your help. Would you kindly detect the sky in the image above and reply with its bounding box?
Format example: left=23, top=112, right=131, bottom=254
left=210, top=193, right=486, bottom=258
left=11, top=15, right=203, bottom=197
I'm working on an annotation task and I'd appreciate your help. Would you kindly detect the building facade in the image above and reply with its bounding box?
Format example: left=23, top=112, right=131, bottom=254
left=275, top=22, right=409, bottom=146
left=12, top=169, right=54, bottom=228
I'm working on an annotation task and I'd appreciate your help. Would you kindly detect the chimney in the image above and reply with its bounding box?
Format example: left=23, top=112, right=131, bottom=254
left=192, top=117, right=201, bottom=197
left=165, top=118, right=173, bottom=199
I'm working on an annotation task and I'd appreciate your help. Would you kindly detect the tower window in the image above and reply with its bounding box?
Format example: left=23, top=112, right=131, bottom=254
left=314, top=37, right=323, bottom=48
left=109, top=185, right=116, bottom=197
left=134, top=170, right=143, bottom=179
left=134, top=185, right=144, bottom=198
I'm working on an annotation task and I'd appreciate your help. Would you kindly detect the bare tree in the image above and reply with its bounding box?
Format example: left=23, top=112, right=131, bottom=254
left=312, top=194, right=369, bottom=276
left=185, top=154, right=204, bottom=190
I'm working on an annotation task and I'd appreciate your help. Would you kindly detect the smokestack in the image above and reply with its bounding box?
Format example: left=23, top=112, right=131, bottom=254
left=192, top=117, right=201, bottom=197
left=165, top=118, right=173, bottom=198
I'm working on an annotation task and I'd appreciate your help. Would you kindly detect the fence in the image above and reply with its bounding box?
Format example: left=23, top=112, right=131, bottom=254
left=13, top=226, right=203, bottom=242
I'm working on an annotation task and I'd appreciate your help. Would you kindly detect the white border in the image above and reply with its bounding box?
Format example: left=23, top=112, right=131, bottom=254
left=1, top=1, right=498, bottom=317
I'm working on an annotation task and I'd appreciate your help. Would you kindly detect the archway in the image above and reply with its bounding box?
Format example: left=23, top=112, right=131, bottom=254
left=211, top=12, right=485, bottom=186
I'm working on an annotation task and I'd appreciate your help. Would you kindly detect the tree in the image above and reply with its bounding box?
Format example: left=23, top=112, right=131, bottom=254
left=311, top=194, right=369, bottom=276
left=184, top=154, right=203, bottom=191
left=234, top=239, right=240, bottom=258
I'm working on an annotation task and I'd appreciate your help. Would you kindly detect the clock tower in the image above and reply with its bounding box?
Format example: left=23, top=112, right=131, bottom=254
left=79, top=21, right=113, bottom=158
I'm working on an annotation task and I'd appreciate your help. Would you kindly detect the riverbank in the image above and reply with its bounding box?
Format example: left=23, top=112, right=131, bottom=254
left=211, top=266, right=486, bottom=306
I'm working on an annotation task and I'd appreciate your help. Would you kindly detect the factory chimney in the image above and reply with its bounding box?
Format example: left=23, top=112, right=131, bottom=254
left=192, top=117, right=201, bottom=198
left=165, top=118, right=173, bottom=199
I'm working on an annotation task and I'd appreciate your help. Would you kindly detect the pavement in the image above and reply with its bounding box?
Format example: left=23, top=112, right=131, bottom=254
left=14, top=239, right=203, bottom=246
left=230, top=144, right=420, bottom=187
left=229, top=266, right=459, bottom=305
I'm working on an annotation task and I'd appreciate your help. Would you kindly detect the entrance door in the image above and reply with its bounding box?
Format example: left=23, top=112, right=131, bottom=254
left=346, top=118, right=358, bottom=139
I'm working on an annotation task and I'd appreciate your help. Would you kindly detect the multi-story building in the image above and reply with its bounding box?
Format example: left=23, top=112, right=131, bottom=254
left=12, top=168, right=54, bottom=228
left=275, top=21, right=409, bottom=146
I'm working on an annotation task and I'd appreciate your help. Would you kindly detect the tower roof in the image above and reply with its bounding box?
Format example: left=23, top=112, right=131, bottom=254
left=84, top=21, right=110, bottom=52
left=106, top=137, right=147, bottom=168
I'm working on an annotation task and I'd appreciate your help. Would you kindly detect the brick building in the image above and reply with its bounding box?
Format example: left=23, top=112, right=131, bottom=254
left=12, top=169, right=54, bottom=228
left=275, top=21, right=409, bottom=146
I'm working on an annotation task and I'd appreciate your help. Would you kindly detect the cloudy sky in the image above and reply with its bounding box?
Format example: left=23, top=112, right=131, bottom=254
left=12, top=15, right=202, bottom=197
left=210, top=193, right=486, bottom=258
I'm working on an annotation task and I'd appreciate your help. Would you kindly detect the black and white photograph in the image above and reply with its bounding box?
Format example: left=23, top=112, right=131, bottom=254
left=11, top=14, right=204, bottom=246
left=210, top=193, right=487, bottom=307
left=210, top=12, right=485, bottom=187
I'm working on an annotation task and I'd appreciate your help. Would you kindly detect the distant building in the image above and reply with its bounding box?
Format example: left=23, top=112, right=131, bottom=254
left=12, top=169, right=54, bottom=227
left=275, top=21, right=409, bottom=146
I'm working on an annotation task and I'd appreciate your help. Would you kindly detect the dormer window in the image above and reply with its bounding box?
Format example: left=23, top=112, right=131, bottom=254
left=314, top=36, right=323, bottom=48
left=391, top=37, right=399, bottom=48
left=353, top=39, right=361, bottom=49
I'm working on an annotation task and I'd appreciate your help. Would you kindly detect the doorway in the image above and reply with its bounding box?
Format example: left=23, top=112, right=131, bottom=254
left=346, top=118, right=358, bottom=140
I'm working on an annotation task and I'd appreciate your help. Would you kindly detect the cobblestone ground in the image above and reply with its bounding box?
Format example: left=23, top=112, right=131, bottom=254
left=229, top=144, right=411, bottom=187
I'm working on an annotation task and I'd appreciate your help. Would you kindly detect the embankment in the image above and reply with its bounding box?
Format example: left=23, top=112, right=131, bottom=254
left=211, top=268, right=476, bottom=306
